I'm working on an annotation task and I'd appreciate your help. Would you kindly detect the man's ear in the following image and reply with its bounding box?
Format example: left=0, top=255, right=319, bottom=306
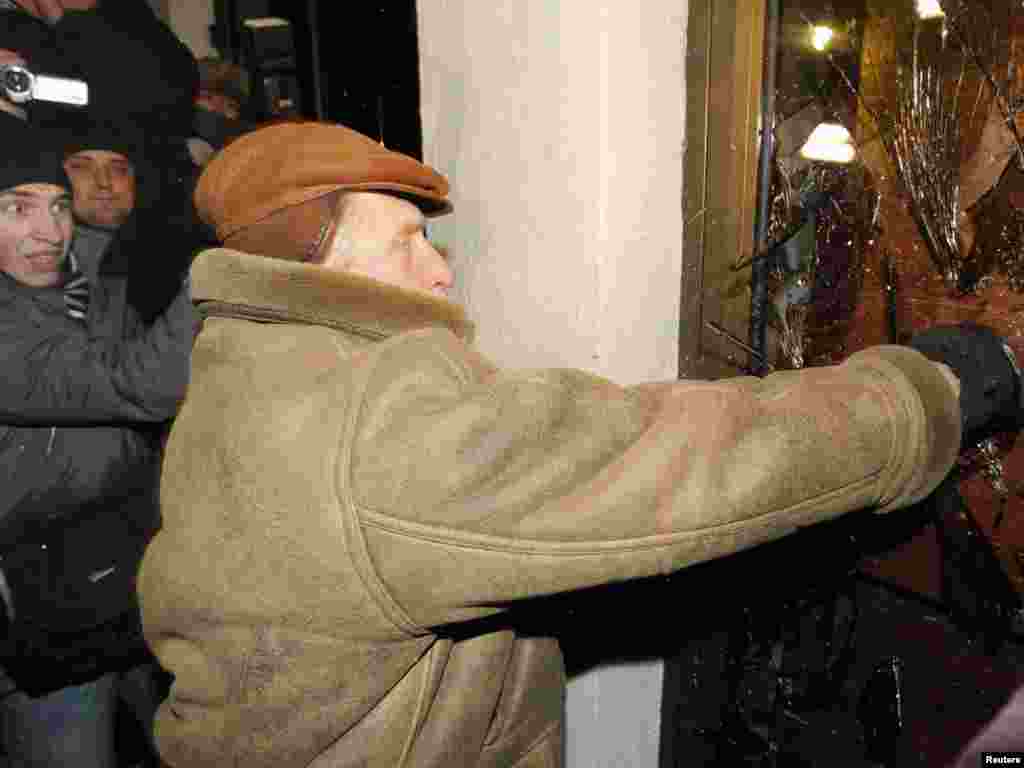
left=309, top=191, right=349, bottom=265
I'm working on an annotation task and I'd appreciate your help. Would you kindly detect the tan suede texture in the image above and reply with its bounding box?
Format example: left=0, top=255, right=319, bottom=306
left=139, top=248, right=961, bottom=767
left=194, top=122, right=452, bottom=248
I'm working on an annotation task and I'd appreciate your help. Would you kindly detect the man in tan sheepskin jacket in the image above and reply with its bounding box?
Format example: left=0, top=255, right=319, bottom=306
left=139, top=121, right=1008, bottom=768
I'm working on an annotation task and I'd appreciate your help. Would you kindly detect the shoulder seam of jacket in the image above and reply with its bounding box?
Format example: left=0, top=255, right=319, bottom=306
left=335, top=332, right=471, bottom=636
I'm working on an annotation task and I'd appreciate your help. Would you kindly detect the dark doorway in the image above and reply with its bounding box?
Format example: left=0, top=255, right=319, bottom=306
left=213, top=0, right=424, bottom=160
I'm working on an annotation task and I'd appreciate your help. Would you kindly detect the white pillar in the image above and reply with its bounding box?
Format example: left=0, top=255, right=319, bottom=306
left=164, top=0, right=216, bottom=59
left=419, top=2, right=687, bottom=765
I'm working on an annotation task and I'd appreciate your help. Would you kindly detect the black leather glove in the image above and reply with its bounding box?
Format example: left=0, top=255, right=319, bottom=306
left=908, top=323, right=1023, bottom=443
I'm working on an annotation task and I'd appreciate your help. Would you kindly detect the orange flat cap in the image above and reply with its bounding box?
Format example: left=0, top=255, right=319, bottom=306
left=194, top=121, right=452, bottom=261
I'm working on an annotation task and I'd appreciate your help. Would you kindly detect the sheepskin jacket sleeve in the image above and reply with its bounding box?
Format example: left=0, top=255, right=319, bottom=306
left=347, top=328, right=961, bottom=629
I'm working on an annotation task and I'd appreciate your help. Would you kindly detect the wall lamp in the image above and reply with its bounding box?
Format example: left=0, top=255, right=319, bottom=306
left=812, top=25, right=833, bottom=51
left=799, top=122, right=856, bottom=164
left=916, top=0, right=945, bottom=19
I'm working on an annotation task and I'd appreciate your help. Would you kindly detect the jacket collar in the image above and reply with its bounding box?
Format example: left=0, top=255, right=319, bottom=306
left=71, top=226, right=114, bottom=283
left=0, top=270, right=65, bottom=309
left=190, top=247, right=474, bottom=342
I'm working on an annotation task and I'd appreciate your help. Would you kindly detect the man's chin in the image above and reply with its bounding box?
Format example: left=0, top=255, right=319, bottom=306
left=18, top=253, right=68, bottom=288
left=85, top=221, right=123, bottom=233
left=80, top=210, right=129, bottom=231
left=19, top=271, right=64, bottom=289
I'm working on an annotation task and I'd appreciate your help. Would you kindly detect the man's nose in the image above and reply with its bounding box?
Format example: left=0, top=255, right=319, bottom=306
left=425, top=242, right=453, bottom=294
left=94, top=164, right=113, bottom=189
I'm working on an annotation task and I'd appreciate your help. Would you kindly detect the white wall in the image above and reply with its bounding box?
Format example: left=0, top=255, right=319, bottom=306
left=418, top=2, right=687, bottom=765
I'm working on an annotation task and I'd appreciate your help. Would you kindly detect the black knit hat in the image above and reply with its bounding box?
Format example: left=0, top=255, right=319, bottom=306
left=0, top=113, right=68, bottom=192
left=62, top=112, right=147, bottom=168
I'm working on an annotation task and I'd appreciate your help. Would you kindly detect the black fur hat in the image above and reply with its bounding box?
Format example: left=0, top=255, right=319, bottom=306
left=61, top=112, right=147, bottom=168
left=0, top=112, right=68, bottom=192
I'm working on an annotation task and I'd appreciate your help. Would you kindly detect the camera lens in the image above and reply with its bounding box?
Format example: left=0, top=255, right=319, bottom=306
left=2, top=68, right=30, bottom=95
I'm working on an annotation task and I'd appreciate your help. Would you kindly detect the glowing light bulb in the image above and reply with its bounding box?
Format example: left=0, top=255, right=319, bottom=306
left=799, top=123, right=856, bottom=164
left=812, top=26, right=833, bottom=51
left=916, top=0, right=945, bottom=18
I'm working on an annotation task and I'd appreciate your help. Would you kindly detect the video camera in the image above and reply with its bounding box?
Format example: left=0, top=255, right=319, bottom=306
left=0, top=64, right=88, bottom=106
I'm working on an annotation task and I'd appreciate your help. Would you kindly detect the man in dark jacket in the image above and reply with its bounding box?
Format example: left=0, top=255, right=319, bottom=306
left=0, top=116, right=194, bottom=767
left=60, top=110, right=215, bottom=324
left=189, top=56, right=256, bottom=168
left=0, top=0, right=197, bottom=140
left=1, top=0, right=203, bottom=321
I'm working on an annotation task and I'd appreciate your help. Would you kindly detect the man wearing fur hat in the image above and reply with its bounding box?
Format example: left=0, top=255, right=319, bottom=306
left=139, top=121, right=1021, bottom=768
left=60, top=115, right=143, bottom=295
left=1, top=0, right=205, bottom=323
left=0, top=115, right=195, bottom=766
left=63, top=139, right=136, bottom=233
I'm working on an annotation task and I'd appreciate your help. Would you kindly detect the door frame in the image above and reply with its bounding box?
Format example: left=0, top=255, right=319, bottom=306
left=680, top=0, right=767, bottom=379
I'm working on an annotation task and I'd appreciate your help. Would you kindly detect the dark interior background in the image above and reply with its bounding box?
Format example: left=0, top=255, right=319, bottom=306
left=211, top=0, right=424, bottom=160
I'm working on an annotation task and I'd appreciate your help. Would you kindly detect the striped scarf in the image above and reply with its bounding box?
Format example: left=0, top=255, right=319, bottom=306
left=63, top=250, right=90, bottom=324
